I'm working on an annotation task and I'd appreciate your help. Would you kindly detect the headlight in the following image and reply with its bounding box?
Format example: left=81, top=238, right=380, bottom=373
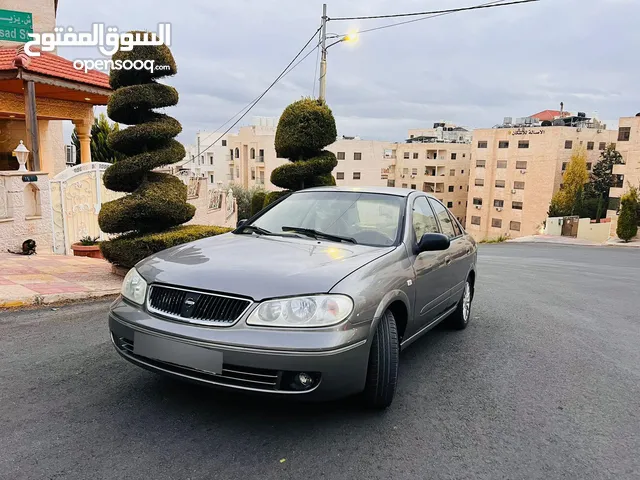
left=246, top=295, right=354, bottom=328
left=121, top=268, right=147, bottom=305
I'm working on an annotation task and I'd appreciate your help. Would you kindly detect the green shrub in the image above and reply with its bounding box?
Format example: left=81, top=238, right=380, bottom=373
left=251, top=191, right=267, bottom=216
left=263, top=191, right=290, bottom=208
left=617, top=186, right=638, bottom=242
left=98, top=32, right=197, bottom=266
left=100, top=225, right=232, bottom=268
left=271, top=98, right=337, bottom=191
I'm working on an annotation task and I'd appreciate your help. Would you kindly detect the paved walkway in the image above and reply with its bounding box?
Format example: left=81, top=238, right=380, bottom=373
left=507, top=234, right=640, bottom=247
left=0, top=253, right=122, bottom=308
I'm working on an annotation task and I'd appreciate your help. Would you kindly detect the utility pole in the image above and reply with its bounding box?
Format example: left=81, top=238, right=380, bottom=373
left=318, top=3, right=328, bottom=102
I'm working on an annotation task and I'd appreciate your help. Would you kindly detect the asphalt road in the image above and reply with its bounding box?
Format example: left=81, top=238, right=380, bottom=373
left=1, top=243, right=639, bottom=480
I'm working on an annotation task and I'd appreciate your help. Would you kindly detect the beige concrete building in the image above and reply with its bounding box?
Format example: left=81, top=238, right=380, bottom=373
left=607, top=115, right=640, bottom=231
left=465, top=114, right=617, bottom=241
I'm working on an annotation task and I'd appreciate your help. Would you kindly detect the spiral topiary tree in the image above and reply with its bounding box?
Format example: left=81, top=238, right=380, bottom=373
left=265, top=98, right=338, bottom=206
left=97, top=33, right=229, bottom=267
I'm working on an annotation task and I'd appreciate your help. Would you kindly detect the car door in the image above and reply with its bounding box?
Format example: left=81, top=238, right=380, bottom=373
left=409, top=196, right=452, bottom=330
left=428, top=198, right=469, bottom=304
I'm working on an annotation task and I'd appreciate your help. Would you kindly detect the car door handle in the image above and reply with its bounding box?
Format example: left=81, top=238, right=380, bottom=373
left=444, top=256, right=452, bottom=265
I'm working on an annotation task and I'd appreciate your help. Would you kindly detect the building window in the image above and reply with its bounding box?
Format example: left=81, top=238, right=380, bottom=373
left=251, top=168, right=256, bottom=180
left=448, top=185, right=454, bottom=192
left=586, top=162, right=592, bottom=171
left=353, top=172, right=361, bottom=180
left=515, top=161, right=527, bottom=169
left=497, top=160, right=507, bottom=168
left=476, top=160, right=486, bottom=168
left=478, top=141, right=488, bottom=148
left=403, top=152, right=410, bottom=159
left=491, top=218, right=502, bottom=228
left=250, top=148, right=255, bottom=159
left=411, top=168, right=418, bottom=175
left=510, top=221, right=521, bottom=231
left=461, top=170, right=464, bottom=174
left=514, top=181, right=525, bottom=190
left=234, top=148, right=240, bottom=158
left=221, top=140, right=227, bottom=147
left=411, top=184, right=416, bottom=189
left=562, top=162, right=568, bottom=171
left=450, top=169, right=455, bottom=176
left=495, top=180, right=505, bottom=188
left=451, top=153, right=457, bottom=160
left=612, top=174, right=624, bottom=188
left=209, top=174, right=214, bottom=183
left=618, top=127, right=631, bottom=141
left=463, top=153, right=466, bottom=158
left=473, top=197, right=482, bottom=206
left=494, top=199, right=504, bottom=208
left=337, top=152, right=345, bottom=160
left=387, top=180, right=395, bottom=187
left=402, top=183, right=408, bottom=188
left=499, top=141, right=509, bottom=149
left=259, top=149, right=264, bottom=158
left=235, top=167, right=240, bottom=177
left=565, top=140, right=573, bottom=149
left=471, top=216, right=481, bottom=225
left=413, top=152, right=419, bottom=159
left=518, top=140, right=529, bottom=149
left=354, top=152, right=362, bottom=160
left=587, top=141, right=594, bottom=151
left=447, top=201, right=453, bottom=208
left=512, top=201, right=523, bottom=210
left=599, top=142, right=606, bottom=151
left=336, top=172, right=344, bottom=180
left=475, top=178, right=484, bottom=186
left=209, top=155, right=214, bottom=165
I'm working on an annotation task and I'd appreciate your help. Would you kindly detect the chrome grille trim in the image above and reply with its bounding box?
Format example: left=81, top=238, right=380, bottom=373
left=146, top=284, right=252, bottom=326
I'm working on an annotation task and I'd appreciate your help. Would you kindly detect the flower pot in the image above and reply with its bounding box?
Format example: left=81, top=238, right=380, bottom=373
left=71, top=243, right=104, bottom=259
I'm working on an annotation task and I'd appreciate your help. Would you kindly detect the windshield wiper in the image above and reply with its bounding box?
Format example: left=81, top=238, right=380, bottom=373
left=281, top=226, right=357, bottom=244
left=237, top=225, right=273, bottom=236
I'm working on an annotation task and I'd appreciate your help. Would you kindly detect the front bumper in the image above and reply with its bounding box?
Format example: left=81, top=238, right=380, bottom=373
left=108, top=297, right=372, bottom=401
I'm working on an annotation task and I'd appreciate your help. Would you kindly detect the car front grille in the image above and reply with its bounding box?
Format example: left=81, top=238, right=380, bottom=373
left=112, top=335, right=280, bottom=390
left=147, top=285, right=251, bottom=325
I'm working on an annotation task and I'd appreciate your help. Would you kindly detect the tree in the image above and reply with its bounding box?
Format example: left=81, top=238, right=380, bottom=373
left=582, top=143, right=624, bottom=221
left=548, top=147, right=589, bottom=216
left=98, top=31, right=198, bottom=265
left=229, top=184, right=265, bottom=220
left=265, top=98, right=337, bottom=206
left=72, top=113, right=125, bottom=164
left=617, top=185, right=638, bottom=242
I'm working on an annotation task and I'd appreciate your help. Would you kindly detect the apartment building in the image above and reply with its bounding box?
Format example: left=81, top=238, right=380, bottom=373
left=328, top=137, right=394, bottom=188
left=174, top=131, right=230, bottom=185
left=465, top=113, right=617, bottom=241
left=607, top=115, right=640, bottom=230
left=407, top=122, right=473, bottom=144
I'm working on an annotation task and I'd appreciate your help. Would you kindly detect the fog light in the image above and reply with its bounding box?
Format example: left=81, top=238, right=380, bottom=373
left=296, top=372, right=315, bottom=388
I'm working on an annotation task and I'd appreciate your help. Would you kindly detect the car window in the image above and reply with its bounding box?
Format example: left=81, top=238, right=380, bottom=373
left=412, top=197, right=440, bottom=241
left=428, top=199, right=456, bottom=239
left=448, top=211, right=462, bottom=237
left=251, top=191, right=404, bottom=247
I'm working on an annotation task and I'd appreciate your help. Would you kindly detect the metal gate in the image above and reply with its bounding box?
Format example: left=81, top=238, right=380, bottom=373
left=561, top=216, right=580, bottom=237
left=50, top=162, right=125, bottom=255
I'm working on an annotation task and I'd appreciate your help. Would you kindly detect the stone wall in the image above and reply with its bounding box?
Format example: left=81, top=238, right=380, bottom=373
left=183, top=178, right=237, bottom=228
left=0, top=171, right=53, bottom=253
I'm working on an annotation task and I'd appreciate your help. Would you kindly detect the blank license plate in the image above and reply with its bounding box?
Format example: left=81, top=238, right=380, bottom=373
left=133, top=332, right=223, bottom=375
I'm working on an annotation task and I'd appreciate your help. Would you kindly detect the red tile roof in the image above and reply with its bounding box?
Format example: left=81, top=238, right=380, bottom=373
left=0, top=47, right=111, bottom=90
left=530, top=110, right=571, bottom=122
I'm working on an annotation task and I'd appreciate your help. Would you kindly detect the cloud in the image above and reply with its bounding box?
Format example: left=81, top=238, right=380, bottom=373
left=55, top=0, right=640, bottom=146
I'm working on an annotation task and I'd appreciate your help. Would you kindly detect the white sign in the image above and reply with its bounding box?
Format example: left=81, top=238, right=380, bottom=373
left=24, top=23, right=172, bottom=57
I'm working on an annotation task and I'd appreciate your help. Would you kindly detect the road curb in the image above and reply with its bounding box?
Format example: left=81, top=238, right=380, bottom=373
left=0, top=289, right=120, bottom=309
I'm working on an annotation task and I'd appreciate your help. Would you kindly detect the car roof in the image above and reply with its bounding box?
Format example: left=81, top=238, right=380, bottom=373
left=297, top=186, right=436, bottom=198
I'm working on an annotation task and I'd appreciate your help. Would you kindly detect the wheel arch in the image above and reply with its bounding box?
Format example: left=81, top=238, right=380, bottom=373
left=369, top=289, right=411, bottom=345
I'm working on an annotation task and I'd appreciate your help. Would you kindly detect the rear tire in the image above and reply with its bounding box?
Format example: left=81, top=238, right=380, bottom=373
left=447, top=278, right=473, bottom=330
left=362, top=309, right=399, bottom=409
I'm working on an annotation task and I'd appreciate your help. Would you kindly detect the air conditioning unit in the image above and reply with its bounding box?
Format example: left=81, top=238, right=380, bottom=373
left=520, top=170, right=527, bottom=174
left=474, top=205, right=481, bottom=209
left=511, top=189, right=517, bottom=194
left=496, top=207, right=503, bottom=212
left=576, top=127, right=582, bottom=132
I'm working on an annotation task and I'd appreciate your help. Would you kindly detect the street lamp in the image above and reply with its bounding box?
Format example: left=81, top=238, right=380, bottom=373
left=13, top=140, right=30, bottom=172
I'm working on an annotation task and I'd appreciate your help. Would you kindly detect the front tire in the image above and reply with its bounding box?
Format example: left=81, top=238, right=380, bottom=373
left=447, top=279, right=473, bottom=330
left=362, top=309, right=399, bottom=409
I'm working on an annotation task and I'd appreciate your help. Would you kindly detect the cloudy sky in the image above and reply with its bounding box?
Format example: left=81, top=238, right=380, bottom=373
left=56, top=0, right=639, bottom=146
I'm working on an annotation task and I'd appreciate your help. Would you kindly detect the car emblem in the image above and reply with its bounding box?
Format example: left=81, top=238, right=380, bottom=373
left=180, top=293, right=201, bottom=317
left=184, top=298, right=196, bottom=307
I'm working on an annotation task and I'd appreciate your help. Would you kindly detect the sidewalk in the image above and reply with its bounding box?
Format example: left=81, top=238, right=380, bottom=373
left=0, top=253, right=122, bottom=308
left=507, top=234, right=640, bottom=248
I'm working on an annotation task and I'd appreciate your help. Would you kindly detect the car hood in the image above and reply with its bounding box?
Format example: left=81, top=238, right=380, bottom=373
left=136, top=233, right=395, bottom=301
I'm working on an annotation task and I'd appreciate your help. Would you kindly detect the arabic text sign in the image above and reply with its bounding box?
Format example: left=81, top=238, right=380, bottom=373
left=0, top=9, right=33, bottom=43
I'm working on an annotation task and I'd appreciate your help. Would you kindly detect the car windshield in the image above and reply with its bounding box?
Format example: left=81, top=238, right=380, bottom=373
left=248, top=191, right=405, bottom=247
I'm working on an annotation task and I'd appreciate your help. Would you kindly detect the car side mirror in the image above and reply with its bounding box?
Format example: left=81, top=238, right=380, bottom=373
left=416, top=233, right=450, bottom=254
left=237, top=219, right=248, bottom=228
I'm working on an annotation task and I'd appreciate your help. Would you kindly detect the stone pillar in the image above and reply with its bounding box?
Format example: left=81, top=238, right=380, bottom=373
left=73, top=120, right=92, bottom=164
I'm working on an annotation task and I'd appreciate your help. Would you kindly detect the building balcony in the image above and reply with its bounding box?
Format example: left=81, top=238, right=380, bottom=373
left=226, top=154, right=234, bottom=163
left=423, top=182, right=445, bottom=194
left=612, top=163, right=626, bottom=175
left=256, top=155, right=265, bottom=163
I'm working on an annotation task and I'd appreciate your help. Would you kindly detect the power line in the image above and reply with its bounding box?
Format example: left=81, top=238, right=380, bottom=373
left=329, top=0, right=538, bottom=22
left=193, top=26, right=321, bottom=160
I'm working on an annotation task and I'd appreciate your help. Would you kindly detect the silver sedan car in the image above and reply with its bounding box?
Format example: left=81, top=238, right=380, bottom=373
left=109, top=186, right=477, bottom=408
